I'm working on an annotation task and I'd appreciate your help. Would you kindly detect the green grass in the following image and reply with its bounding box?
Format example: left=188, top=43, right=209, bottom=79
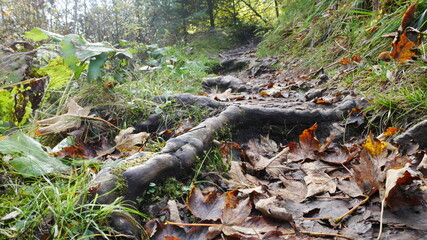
left=0, top=161, right=146, bottom=239
left=258, top=0, right=427, bottom=128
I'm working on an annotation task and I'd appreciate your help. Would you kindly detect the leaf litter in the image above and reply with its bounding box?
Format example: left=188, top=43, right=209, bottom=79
left=144, top=123, right=427, bottom=239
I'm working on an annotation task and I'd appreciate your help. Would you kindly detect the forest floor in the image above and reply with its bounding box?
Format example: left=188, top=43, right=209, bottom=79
left=97, top=43, right=427, bottom=239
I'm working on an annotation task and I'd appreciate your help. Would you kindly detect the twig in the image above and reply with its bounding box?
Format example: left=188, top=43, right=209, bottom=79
left=260, top=147, right=289, bottom=169
left=165, top=220, right=222, bottom=227
left=300, top=231, right=355, bottom=240
left=334, top=195, right=370, bottom=223
left=294, top=217, right=332, bottom=221
left=316, top=196, right=350, bottom=199
left=79, top=115, right=121, bottom=131
left=377, top=197, right=386, bottom=240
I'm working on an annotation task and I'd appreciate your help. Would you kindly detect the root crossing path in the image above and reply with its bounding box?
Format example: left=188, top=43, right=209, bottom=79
left=92, top=44, right=425, bottom=239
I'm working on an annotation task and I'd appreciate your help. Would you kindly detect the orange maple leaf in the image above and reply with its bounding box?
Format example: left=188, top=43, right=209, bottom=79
left=383, top=127, right=402, bottom=137
left=390, top=29, right=418, bottom=62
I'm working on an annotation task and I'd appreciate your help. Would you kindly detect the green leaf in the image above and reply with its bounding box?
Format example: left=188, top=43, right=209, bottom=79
left=36, top=57, right=73, bottom=90
left=87, top=52, right=108, bottom=81
left=24, top=28, right=63, bottom=42
left=61, top=35, right=86, bottom=79
left=0, top=131, right=70, bottom=177
left=24, top=28, right=49, bottom=41
left=75, top=42, right=115, bottom=61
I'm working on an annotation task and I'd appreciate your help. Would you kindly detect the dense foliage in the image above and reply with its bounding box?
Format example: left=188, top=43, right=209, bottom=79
left=0, top=0, right=278, bottom=44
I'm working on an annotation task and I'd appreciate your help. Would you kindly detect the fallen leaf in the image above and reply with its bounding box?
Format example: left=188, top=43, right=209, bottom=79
left=255, top=197, right=293, bottom=222
left=339, top=58, right=351, bottom=65
left=399, top=3, right=417, bottom=32
left=213, top=88, right=244, bottom=101
left=1, top=210, right=21, bottom=221
left=226, top=161, right=253, bottom=188
left=301, top=161, right=337, bottom=198
left=351, top=149, right=381, bottom=196
left=347, top=108, right=365, bottom=126
left=36, top=98, right=91, bottom=135
left=313, top=97, right=334, bottom=105
left=167, top=200, right=182, bottom=224
left=273, top=176, right=307, bottom=202
left=390, top=29, right=419, bottom=62
left=300, top=124, right=320, bottom=153
left=318, top=144, right=355, bottom=165
left=174, top=117, right=195, bottom=136
left=362, top=132, right=386, bottom=157
left=384, top=164, right=423, bottom=211
left=336, top=177, right=364, bottom=198
left=221, top=190, right=252, bottom=225
left=351, top=55, right=362, bottom=63
left=187, top=187, right=225, bottom=221
left=115, top=127, right=149, bottom=153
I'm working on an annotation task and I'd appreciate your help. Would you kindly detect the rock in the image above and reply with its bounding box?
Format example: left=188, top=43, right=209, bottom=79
left=202, top=75, right=244, bottom=92
left=395, top=120, right=427, bottom=151
left=317, top=74, right=329, bottom=85
left=213, top=58, right=250, bottom=74
left=305, top=88, right=325, bottom=101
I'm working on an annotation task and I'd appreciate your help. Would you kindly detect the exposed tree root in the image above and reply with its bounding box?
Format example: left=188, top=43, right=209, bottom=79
left=91, top=96, right=357, bottom=238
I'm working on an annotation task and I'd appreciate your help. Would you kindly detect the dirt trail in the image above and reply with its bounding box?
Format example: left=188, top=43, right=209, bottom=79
left=92, top=44, right=427, bottom=239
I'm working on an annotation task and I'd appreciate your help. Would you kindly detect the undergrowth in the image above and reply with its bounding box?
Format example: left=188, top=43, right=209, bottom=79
left=0, top=161, right=146, bottom=239
left=259, top=0, right=427, bottom=128
left=0, top=29, right=232, bottom=238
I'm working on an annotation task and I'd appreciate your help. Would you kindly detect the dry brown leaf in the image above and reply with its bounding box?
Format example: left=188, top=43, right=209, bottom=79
left=351, top=149, right=381, bottom=196
left=301, top=161, right=337, bottom=198
left=213, top=88, right=244, bottom=101
left=384, top=164, right=423, bottom=211
left=52, top=145, right=91, bottom=159
left=226, top=161, right=253, bottom=188
left=339, top=58, right=351, bottom=65
left=187, top=187, right=225, bottom=221
left=318, top=145, right=355, bottom=165
left=36, top=98, right=91, bottom=135
left=174, top=117, right=195, bottom=136
left=166, top=200, right=182, bottom=224
left=221, top=190, right=252, bottom=225
left=399, top=3, right=417, bottom=32
left=268, top=176, right=307, bottom=202
left=255, top=197, right=293, bottom=222
left=336, top=178, right=364, bottom=198
left=115, top=127, right=149, bottom=153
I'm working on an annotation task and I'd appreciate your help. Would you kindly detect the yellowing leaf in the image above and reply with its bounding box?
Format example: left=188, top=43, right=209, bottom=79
left=362, top=133, right=386, bottom=157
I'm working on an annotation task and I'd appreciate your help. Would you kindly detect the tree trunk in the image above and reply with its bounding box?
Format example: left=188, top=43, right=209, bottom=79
left=73, top=0, right=79, bottom=33
left=207, top=0, right=215, bottom=28
left=274, top=0, right=280, bottom=18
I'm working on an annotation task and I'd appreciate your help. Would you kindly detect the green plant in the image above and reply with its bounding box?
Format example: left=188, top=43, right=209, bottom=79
left=0, top=163, right=146, bottom=239
left=25, top=28, right=132, bottom=82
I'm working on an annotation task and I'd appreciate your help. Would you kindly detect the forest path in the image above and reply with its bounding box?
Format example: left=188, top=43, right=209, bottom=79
left=92, top=43, right=427, bottom=240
